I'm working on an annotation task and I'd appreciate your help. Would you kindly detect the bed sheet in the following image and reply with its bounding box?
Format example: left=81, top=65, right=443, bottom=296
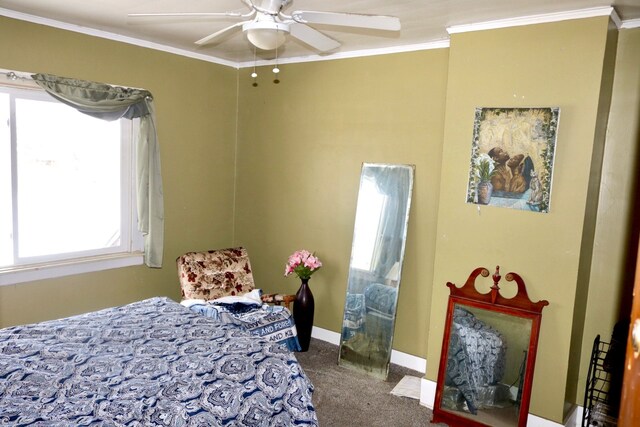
left=0, top=297, right=317, bottom=426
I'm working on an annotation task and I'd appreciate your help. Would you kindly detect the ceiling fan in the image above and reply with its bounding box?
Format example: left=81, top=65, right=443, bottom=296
left=129, top=0, right=401, bottom=52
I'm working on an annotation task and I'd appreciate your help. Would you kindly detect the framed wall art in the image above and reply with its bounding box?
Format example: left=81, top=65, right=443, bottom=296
left=465, top=107, right=560, bottom=213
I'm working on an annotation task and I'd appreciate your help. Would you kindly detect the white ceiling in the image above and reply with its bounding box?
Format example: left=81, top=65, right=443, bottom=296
left=1, top=0, right=639, bottom=67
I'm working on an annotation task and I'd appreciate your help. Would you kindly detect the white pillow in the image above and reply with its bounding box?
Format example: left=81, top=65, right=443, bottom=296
left=212, top=289, right=262, bottom=305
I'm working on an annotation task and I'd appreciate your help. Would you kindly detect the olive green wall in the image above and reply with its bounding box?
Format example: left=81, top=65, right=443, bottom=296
left=0, top=17, right=238, bottom=326
left=567, top=19, right=619, bottom=411
left=574, top=26, right=640, bottom=404
left=234, top=51, right=449, bottom=357
left=426, top=17, right=614, bottom=423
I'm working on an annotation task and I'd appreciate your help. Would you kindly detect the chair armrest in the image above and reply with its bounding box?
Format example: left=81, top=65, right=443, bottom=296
left=262, top=293, right=296, bottom=310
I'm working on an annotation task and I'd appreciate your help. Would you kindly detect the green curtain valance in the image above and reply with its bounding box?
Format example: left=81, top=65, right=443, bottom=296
left=32, top=73, right=164, bottom=268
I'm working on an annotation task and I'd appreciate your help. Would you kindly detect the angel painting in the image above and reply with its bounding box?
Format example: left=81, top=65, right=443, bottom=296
left=466, top=107, right=560, bottom=213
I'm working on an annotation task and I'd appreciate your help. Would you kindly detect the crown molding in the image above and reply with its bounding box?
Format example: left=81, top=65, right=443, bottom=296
left=610, top=8, right=622, bottom=28
left=447, top=6, right=618, bottom=34
left=621, top=18, right=640, bottom=29
left=0, top=7, right=239, bottom=69
left=236, top=39, right=450, bottom=68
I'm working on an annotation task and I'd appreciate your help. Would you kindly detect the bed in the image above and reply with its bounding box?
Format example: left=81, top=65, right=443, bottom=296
left=0, top=297, right=317, bottom=426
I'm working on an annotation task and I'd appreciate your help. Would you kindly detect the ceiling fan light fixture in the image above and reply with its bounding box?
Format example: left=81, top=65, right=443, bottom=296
left=243, top=21, right=289, bottom=50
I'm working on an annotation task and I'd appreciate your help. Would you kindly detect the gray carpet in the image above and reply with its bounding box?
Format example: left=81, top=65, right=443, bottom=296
left=295, top=338, right=439, bottom=426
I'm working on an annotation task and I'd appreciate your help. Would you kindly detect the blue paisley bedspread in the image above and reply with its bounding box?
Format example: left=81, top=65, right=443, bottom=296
left=0, top=297, right=318, bottom=426
left=184, top=300, right=301, bottom=352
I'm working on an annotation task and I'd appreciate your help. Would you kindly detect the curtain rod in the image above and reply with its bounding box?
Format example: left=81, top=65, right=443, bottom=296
left=0, top=69, right=40, bottom=90
left=31, top=73, right=144, bottom=92
left=0, top=68, right=151, bottom=96
left=0, top=69, right=32, bottom=81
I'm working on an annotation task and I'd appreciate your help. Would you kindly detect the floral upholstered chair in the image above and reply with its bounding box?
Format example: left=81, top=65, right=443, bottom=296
left=177, top=247, right=300, bottom=351
left=177, top=247, right=295, bottom=309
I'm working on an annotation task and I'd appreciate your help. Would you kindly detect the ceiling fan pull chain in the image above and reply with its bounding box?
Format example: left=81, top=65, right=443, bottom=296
left=251, top=46, right=259, bottom=87
left=273, top=36, right=281, bottom=84
left=273, top=38, right=280, bottom=75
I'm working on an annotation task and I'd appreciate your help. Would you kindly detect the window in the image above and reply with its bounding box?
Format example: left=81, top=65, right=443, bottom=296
left=0, top=84, right=143, bottom=285
left=351, top=177, right=388, bottom=271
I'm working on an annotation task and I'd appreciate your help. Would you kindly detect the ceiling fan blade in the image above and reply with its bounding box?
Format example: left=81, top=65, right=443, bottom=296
left=291, top=11, right=400, bottom=31
left=129, top=12, right=246, bottom=18
left=195, top=22, right=245, bottom=46
left=289, top=23, right=340, bottom=52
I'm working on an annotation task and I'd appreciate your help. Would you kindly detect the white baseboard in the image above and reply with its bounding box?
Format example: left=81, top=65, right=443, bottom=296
left=527, top=413, right=567, bottom=427
left=418, top=378, right=583, bottom=427
left=420, top=377, right=437, bottom=409
left=565, top=405, right=582, bottom=427
left=311, top=326, right=341, bottom=345
left=311, top=326, right=427, bottom=374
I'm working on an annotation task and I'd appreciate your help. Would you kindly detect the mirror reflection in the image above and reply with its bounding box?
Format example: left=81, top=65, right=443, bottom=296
left=442, top=304, right=532, bottom=427
left=338, top=163, right=414, bottom=380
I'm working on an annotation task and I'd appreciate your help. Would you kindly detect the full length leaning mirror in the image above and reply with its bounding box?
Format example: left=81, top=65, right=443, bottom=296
left=338, top=163, right=415, bottom=380
left=432, top=266, right=548, bottom=427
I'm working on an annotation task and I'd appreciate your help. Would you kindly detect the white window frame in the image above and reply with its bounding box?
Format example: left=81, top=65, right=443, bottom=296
left=351, top=177, right=389, bottom=272
left=0, top=78, right=143, bottom=286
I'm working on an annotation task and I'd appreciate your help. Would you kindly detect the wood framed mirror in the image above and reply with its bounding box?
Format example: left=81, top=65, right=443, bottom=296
left=432, top=266, right=548, bottom=427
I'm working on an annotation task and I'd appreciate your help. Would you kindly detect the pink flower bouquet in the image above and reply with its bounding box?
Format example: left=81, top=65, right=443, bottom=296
left=284, top=250, right=322, bottom=280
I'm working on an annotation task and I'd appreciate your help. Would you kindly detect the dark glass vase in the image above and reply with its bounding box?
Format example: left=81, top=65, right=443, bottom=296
left=293, top=277, right=315, bottom=352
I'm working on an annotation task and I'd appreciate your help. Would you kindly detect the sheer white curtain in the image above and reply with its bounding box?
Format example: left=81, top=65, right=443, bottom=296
left=32, top=73, right=164, bottom=268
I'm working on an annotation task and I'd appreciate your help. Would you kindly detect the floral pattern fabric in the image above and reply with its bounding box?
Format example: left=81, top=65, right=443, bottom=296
left=0, top=297, right=317, bottom=426
left=177, top=248, right=256, bottom=301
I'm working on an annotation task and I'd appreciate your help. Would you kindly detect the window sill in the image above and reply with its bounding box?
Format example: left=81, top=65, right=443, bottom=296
left=0, top=252, right=144, bottom=286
